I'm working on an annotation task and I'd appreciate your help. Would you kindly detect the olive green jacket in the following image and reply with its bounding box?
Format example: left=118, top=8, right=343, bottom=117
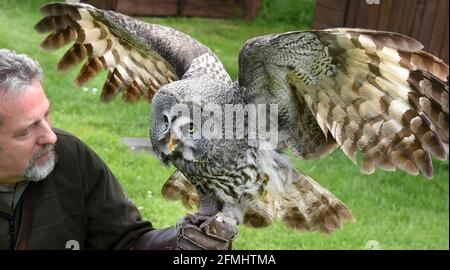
left=0, top=129, right=153, bottom=249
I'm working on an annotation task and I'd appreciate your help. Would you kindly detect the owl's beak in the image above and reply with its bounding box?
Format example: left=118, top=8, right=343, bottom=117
left=167, top=134, right=179, bottom=153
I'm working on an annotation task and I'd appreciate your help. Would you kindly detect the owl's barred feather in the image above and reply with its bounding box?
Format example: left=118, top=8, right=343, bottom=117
left=36, top=2, right=448, bottom=237
left=163, top=168, right=354, bottom=233
left=162, top=170, right=199, bottom=210
left=239, top=29, right=448, bottom=179
left=35, top=2, right=216, bottom=102
left=278, top=169, right=355, bottom=233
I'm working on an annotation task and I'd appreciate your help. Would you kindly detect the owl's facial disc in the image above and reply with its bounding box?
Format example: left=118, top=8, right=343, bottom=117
left=151, top=91, right=210, bottom=166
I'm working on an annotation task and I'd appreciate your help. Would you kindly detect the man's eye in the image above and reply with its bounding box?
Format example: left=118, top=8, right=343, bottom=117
left=20, top=127, right=32, bottom=137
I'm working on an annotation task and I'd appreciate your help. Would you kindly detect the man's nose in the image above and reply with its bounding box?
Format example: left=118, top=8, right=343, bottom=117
left=37, top=120, right=57, bottom=145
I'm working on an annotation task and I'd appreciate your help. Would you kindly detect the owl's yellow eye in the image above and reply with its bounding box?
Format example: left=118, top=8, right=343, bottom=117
left=188, top=122, right=195, bottom=133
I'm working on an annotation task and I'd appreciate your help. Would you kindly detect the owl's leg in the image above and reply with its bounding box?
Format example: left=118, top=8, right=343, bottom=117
left=174, top=200, right=239, bottom=249
left=176, top=190, right=222, bottom=230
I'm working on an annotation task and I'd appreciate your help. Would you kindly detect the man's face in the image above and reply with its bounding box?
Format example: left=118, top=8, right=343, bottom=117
left=0, top=80, right=57, bottom=184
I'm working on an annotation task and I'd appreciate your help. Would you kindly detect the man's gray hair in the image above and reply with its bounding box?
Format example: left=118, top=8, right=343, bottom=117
left=0, top=49, right=43, bottom=126
left=0, top=48, right=43, bottom=96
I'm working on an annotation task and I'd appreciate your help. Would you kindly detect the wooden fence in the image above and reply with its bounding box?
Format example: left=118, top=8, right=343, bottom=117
left=313, top=0, right=449, bottom=64
left=82, top=0, right=262, bottom=20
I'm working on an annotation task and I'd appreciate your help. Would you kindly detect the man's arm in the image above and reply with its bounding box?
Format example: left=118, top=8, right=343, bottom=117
left=77, top=134, right=237, bottom=250
left=80, top=142, right=153, bottom=249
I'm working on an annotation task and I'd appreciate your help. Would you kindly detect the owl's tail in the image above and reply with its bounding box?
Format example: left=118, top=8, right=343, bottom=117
left=277, top=169, right=355, bottom=234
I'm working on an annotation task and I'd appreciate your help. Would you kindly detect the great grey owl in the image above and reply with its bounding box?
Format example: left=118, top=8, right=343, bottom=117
left=35, top=2, right=448, bottom=233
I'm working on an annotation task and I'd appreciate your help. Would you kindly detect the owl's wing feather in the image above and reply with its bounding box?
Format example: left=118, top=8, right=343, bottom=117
left=239, top=28, right=448, bottom=179
left=161, top=168, right=353, bottom=234
left=278, top=168, right=355, bottom=233
left=162, top=170, right=199, bottom=209
left=35, top=2, right=227, bottom=103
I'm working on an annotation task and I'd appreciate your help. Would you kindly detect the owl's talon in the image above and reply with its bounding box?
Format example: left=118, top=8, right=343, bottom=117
left=210, top=212, right=238, bottom=226
left=198, top=214, right=238, bottom=242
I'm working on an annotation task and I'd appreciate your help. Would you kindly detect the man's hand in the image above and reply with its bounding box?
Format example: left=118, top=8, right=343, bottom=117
left=176, top=214, right=238, bottom=250
left=132, top=214, right=238, bottom=250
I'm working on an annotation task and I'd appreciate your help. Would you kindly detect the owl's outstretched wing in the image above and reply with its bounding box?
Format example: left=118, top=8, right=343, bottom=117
left=239, top=28, right=448, bottom=179
left=35, top=2, right=230, bottom=103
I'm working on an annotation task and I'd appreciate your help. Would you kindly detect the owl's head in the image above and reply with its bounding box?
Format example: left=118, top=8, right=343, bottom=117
left=150, top=78, right=235, bottom=168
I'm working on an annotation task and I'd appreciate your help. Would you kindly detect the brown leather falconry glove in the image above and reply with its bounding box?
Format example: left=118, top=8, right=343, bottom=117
left=132, top=214, right=238, bottom=250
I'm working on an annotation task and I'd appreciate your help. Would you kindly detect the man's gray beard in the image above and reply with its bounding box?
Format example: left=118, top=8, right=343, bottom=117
left=22, top=144, right=58, bottom=182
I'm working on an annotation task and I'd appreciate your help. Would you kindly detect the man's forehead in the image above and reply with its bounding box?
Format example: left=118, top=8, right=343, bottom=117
left=0, top=81, right=49, bottom=128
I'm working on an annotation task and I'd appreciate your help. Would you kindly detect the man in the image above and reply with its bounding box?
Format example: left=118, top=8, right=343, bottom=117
left=0, top=49, right=237, bottom=250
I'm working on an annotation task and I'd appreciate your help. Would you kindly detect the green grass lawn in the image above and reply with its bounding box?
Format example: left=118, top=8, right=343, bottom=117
left=0, top=0, right=448, bottom=250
